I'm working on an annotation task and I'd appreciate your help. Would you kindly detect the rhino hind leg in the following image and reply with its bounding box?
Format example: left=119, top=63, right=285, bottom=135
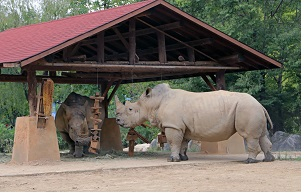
left=165, top=127, right=183, bottom=162
left=259, top=135, right=275, bottom=162
left=179, top=138, right=189, bottom=161
left=244, top=137, right=261, bottom=164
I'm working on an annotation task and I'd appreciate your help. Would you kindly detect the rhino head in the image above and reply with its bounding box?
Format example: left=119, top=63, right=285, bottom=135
left=115, top=84, right=171, bottom=129
left=115, top=95, right=144, bottom=128
left=61, top=101, right=91, bottom=157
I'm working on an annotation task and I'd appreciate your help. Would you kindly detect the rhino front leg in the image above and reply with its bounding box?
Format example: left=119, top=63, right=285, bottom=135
left=165, top=127, right=183, bottom=162
left=60, top=132, right=75, bottom=154
left=179, top=138, right=189, bottom=161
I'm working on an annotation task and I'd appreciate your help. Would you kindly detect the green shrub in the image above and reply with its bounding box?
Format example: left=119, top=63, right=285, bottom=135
left=0, top=123, right=15, bottom=153
left=56, top=131, right=69, bottom=150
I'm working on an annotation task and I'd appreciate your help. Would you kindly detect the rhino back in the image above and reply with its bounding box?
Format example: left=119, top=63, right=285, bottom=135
left=157, top=90, right=256, bottom=141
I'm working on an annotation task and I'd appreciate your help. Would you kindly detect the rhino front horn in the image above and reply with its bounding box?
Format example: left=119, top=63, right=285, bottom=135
left=115, top=95, right=124, bottom=107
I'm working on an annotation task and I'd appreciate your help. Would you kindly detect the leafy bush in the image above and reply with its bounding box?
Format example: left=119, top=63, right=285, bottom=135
left=56, top=131, right=70, bottom=150
left=0, top=123, right=15, bottom=153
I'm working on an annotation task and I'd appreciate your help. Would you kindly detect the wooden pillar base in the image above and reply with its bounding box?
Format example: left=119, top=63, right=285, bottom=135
left=11, top=116, right=60, bottom=163
left=100, top=118, right=123, bottom=151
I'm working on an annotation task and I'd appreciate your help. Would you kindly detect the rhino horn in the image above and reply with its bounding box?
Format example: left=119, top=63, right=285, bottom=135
left=115, top=95, right=124, bottom=108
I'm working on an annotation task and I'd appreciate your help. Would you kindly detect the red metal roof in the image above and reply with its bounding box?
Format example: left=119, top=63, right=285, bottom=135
left=0, top=0, right=158, bottom=64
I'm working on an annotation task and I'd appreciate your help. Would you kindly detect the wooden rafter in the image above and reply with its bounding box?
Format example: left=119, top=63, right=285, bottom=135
left=136, top=18, right=218, bottom=62
left=105, top=38, right=213, bottom=60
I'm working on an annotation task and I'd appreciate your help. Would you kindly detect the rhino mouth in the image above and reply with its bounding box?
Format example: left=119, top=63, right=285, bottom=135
left=75, top=136, right=91, bottom=146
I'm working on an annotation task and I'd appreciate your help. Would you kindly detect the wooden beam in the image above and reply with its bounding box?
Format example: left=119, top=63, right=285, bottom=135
left=105, top=38, right=213, bottom=60
left=157, top=31, right=167, bottom=63
left=102, top=79, right=115, bottom=98
left=29, top=62, right=241, bottom=73
left=201, top=74, right=216, bottom=91
left=108, top=79, right=122, bottom=104
left=2, top=63, right=20, bottom=68
left=97, top=31, right=105, bottom=63
left=113, top=27, right=129, bottom=50
left=137, top=18, right=218, bottom=62
left=187, top=47, right=195, bottom=62
left=27, top=70, right=37, bottom=116
left=129, top=18, right=136, bottom=64
left=218, top=54, right=244, bottom=64
left=216, top=70, right=226, bottom=90
left=81, top=22, right=181, bottom=45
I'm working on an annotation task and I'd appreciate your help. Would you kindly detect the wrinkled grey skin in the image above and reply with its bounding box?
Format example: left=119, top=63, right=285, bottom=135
left=55, top=92, right=105, bottom=157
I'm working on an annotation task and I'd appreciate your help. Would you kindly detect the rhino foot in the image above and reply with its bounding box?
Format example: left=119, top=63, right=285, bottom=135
left=179, top=154, right=188, bottom=161
left=167, top=156, right=181, bottom=162
left=244, top=158, right=259, bottom=164
left=73, top=152, right=84, bottom=158
left=263, top=151, right=275, bottom=162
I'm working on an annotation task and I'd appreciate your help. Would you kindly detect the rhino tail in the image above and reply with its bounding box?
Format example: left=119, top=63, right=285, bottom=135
left=262, top=106, right=273, bottom=130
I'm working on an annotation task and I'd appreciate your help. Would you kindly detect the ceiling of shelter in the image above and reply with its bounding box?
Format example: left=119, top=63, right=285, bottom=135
left=0, top=0, right=282, bottom=85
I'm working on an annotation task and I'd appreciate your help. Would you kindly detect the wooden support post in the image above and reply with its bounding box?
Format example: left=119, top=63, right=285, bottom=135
left=100, top=81, right=108, bottom=118
left=108, top=79, right=122, bottom=103
left=129, top=18, right=136, bottom=65
left=27, top=70, right=37, bottom=116
left=97, top=31, right=105, bottom=63
left=201, top=74, right=217, bottom=91
left=127, top=128, right=138, bottom=157
left=63, top=46, right=72, bottom=62
left=187, top=47, right=195, bottom=62
left=157, top=31, right=167, bottom=63
left=216, top=70, right=226, bottom=90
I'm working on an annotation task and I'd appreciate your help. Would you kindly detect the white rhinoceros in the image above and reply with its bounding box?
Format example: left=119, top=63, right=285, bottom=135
left=115, top=83, right=275, bottom=163
left=55, top=92, right=105, bottom=157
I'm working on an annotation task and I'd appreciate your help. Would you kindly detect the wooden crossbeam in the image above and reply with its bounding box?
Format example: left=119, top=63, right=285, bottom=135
left=113, top=27, right=129, bottom=50
left=105, top=38, right=213, bottom=60
left=137, top=18, right=218, bottom=62
left=201, top=74, right=216, bottom=91
left=80, top=22, right=181, bottom=45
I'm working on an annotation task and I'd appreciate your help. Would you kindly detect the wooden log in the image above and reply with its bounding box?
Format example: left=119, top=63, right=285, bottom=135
left=27, top=70, right=37, bottom=116
left=201, top=74, right=217, bottom=91
left=129, top=18, right=136, bottom=64
left=97, top=31, right=105, bottom=63
left=216, top=70, right=226, bottom=90
left=157, top=31, right=167, bottom=63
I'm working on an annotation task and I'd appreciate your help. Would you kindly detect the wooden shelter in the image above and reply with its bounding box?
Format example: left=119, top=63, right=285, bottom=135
left=0, top=0, right=282, bottom=117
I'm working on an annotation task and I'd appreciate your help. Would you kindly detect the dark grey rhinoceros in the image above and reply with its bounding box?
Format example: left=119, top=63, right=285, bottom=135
left=55, top=92, right=105, bottom=157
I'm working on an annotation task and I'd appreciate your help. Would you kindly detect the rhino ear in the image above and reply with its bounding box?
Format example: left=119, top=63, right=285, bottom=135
left=61, top=103, right=69, bottom=111
left=145, top=88, right=152, bottom=98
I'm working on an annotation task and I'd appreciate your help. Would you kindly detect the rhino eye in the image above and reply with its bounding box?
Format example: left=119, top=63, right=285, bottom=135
left=129, top=108, right=133, bottom=111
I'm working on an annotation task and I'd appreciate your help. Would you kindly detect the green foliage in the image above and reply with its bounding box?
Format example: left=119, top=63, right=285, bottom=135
left=56, top=131, right=69, bottom=150
left=0, top=123, right=14, bottom=153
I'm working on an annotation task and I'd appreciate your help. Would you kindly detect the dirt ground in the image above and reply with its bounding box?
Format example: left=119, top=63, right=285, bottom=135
left=0, top=151, right=301, bottom=192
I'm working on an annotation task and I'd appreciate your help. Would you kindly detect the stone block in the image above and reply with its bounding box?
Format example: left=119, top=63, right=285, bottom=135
left=12, top=116, right=60, bottom=163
